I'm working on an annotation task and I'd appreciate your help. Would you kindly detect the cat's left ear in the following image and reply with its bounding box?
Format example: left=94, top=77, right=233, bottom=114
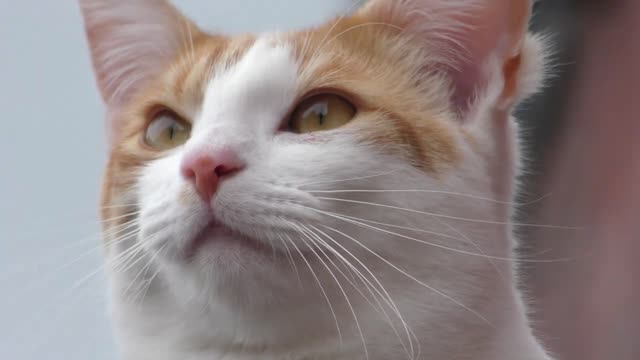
left=359, top=0, right=542, bottom=114
left=79, top=0, right=200, bottom=107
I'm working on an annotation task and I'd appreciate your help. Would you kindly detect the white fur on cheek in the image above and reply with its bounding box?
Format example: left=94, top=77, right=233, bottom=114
left=136, top=151, right=208, bottom=260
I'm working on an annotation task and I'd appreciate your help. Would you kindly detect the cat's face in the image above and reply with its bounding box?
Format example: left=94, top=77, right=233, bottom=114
left=102, top=16, right=467, bottom=295
left=86, top=0, right=543, bottom=334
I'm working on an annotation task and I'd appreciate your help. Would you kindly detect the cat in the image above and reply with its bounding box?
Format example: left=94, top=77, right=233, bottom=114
left=80, top=0, right=554, bottom=359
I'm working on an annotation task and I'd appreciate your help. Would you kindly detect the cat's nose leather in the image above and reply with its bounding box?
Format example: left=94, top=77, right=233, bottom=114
left=180, top=148, right=244, bottom=203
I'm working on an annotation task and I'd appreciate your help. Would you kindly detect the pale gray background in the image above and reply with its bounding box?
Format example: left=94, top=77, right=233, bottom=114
left=0, top=1, right=351, bottom=359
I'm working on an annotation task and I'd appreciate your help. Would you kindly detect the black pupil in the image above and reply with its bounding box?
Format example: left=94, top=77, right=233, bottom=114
left=168, top=124, right=175, bottom=139
left=316, top=102, right=328, bottom=125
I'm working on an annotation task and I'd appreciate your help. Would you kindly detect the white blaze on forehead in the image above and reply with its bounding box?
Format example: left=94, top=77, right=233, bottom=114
left=196, top=36, right=299, bottom=135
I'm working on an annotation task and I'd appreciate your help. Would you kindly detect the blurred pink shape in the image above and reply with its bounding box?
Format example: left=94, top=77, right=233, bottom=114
left=530, top=2, right=640, bottom=360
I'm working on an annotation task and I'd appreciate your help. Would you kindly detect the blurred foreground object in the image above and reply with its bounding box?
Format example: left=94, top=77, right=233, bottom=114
left=525, top=1, right=640, bottom=360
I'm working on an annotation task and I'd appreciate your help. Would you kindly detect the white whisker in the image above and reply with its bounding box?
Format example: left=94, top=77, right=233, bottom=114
left=435, top=218, right=507, bottom=282
left=299, top=225, right=382, bottom=311
left=312, top=207, right=571, bottom=263
left=298, top=169, right=400, bottom=188
left=277, top=234, right=302, bottom=287
left=292, top=223, right=369, bottom=360
left=100, top=210, right=141, bottom=225
left=322, top=224, right=493, bottom=326
left=54, top=221, right=140, bottom=274
left=306, top=189, right=552, bottom=206
left=306, top=224, right=418, bottom=360
left=280, top=229, right=343, bottom=344
left=317, top=210, right=463, bottom=241
left=129, top=243, right=167, bottom=304
left=99, top=203, right=139, bottom=210
left=315, top=196, right=582, bottom=229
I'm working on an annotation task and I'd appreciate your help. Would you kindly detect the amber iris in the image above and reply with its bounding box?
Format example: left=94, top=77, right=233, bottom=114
left=144, top=111, right=191, bottom=150
left=289, top=94, right=356, bottom=133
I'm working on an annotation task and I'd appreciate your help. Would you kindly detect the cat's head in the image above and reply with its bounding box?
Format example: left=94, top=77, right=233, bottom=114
left=82, top=0, right=545, bottom=320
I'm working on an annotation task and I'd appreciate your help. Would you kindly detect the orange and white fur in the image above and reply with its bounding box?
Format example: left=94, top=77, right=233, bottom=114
left=81, top=0, right=554, bottom=359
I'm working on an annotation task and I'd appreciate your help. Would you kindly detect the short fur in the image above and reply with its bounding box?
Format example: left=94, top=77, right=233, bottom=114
left=80, top=0, right=554, bottom=359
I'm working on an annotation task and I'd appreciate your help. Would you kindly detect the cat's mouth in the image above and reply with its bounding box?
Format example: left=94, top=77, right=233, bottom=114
left=184, top=221, right=269, bottom=260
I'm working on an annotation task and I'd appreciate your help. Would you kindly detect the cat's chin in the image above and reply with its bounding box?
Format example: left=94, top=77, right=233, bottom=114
left=160, top=221, right=307, bottom=307
left=184, top=221, right=270, bottom=261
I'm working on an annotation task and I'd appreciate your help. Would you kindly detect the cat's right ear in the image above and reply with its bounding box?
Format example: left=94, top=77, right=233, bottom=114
left=358, top=0, right=540, bottom=117
left=79, top=0, right=200, bottom=107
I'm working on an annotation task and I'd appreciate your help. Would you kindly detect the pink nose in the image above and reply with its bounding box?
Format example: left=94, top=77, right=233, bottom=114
left=180, top=148, right=244, bottom=202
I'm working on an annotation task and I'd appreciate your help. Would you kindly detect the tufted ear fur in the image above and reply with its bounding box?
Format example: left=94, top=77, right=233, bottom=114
left=79, top=0, right=201, bottom=142
left=359, top=0, right=543, bottom=116
left=79, top=0, right=200, bottom=106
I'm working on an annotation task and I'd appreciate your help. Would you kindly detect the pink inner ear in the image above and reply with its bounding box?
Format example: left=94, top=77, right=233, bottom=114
left=447, top=61, right=486, bottom=113
left=448, top=1, right=529, bottom=110
left=363, top=0, right=531, bottom=113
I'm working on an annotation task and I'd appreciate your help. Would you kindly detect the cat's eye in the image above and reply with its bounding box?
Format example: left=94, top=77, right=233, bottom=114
left=144, top=110, right=191, bottom=150
left=289, top=94, right=356, bottom=133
